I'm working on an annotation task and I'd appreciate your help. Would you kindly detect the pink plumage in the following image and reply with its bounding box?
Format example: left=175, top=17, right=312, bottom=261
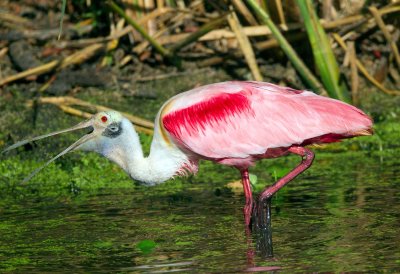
left=4, top=80, right=373, bottom=228
left=162, top=81, right=372, bottom=168
left=160, top=81, right=373, bottom=226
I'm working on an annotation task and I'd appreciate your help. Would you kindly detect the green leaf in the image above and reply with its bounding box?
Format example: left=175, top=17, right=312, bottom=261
left=296, top=0, right=350, bottom=102
left=136, top=240, right=157, bottom=254
left=249, top=173, right=258, bottom=187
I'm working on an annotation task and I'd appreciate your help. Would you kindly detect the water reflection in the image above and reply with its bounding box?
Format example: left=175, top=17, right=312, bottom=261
left=252, top=198, right=274, bottom=258
left=123, top=261, right=194, bottom=273
left=244, top=198, right=278, bottom=272
left=0, top=151, right=399, bottom=272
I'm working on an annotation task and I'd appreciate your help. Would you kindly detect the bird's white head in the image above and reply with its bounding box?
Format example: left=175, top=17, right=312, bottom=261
left=78, top=111, right=126, bottom=153
left=2, top=110, right=140, bottom=182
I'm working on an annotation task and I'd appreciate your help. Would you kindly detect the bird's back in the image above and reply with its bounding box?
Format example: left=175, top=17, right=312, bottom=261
left=156, top=81, right=372, bottom=166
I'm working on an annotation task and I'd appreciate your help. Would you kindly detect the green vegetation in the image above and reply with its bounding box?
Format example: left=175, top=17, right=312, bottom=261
left=296, top=0, right=350, bottom=102
left=245, top=0, right=325, bottom=94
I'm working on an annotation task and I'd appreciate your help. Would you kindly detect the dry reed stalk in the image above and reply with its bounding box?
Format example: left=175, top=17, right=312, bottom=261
left=0, top=48, right=8, bottom=59
left=119, top=55, right=133, bottom=67
left=55, top=20, right=140, bottom=49
left=246, top=0, right=325, bottom=94
left=57, top=105, right=92, bottom=119
left=138, top=6, right=173, bottom=25
left=227, top=8, right=263, bottom=81
left=368, top=6, right=400, bottom=68
left=333, top=33, right=400, bottom=96
left=274, top=0, right=287, bottom=30
left=192, top=0, right=205, bottom=14
left=38, top=75, right=57, bottom=93
left=129, top=5, right=175, bottom=50
left=132, top=6, right=182, bottom=54
left=176, top=0, right=186, bottom=9
left=347, top=41, right=359, bottom=104
left=256, top=32, right=305, bottom=50
left=138, top=0, right=145, bottom=17
left=33, top=96, right=154, bottom=131
left=63, top=3, right=399, bottom=49
left=57, top=105, right=154, bottom=135
left=322, top=0, right=332, bottom=21
left=157, top=25, right=277, bottom=45
left=157, top=0, right=164, bottom=8
left=108, top=0, right=171, bottom=58
left=0, top=41, right=117, bottom=87
left=121, top=0, right=139, bottom=24
left=119, top=6, right=174, bottom=55
left=170, top=15, right=227, bottom=52
left=197, top=56, right=225, bottom=67
left=133, top=10, right=180, bottom=54
left=231, top=0, right=259, bottom=25
left=144, top=0, right=157, bottom=36
left=0, top=12, right=31, bottom=28
left=322, top=4, right=400, bottom=30
left=61, top=40, right=117, bottom=69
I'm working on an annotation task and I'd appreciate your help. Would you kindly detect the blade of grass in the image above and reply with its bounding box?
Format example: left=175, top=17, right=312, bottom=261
left=227, top=8, right=263, bottom=81
left=133, top=0, right=143, bottom=18
left=165, top=0, right=176, bottom=8
left=296, top=0, right=350, bottom=102
left=58, top=0, right=67, bottom=40
left=169, top=15, right=227, bottom=53
left=245, top=0, right=325, bottom=94
left=231, top=0, right=258, bottom=25
left=107, top=0, right=171, bottom=58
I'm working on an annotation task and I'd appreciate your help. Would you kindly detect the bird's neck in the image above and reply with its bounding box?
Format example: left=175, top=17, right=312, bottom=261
left=106, top=121, right=189, bottom=185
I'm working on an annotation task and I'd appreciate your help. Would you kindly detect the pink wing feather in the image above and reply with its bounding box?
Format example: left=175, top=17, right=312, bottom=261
left=162, top=81, right=372, bottom=160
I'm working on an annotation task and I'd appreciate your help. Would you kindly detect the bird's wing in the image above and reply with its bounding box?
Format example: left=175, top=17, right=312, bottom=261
left=160, top=81, right=372, bottom=159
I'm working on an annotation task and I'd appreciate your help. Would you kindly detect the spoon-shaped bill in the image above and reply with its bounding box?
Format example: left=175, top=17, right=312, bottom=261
left=1, top=118, right=96, bottom=183
left=1, top=119, right=93, bottom=154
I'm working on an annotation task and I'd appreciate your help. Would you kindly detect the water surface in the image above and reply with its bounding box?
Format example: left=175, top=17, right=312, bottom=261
left=0, top=149, right=399, bottom=272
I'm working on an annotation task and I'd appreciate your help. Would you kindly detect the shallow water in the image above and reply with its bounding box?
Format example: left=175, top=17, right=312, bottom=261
left=0, top=149, right=399, bottom=272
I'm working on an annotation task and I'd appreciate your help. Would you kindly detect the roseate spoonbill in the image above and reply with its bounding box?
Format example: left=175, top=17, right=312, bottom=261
left=2, top=81, right=373, bottom=225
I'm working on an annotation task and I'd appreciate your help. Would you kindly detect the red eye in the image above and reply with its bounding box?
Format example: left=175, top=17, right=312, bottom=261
left=101, top=116, right=108, bottom=123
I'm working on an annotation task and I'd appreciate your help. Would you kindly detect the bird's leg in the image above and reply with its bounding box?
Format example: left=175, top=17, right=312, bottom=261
left=254, top=197, right=274, bottom=257
left=259, top=146, right=314, bottom=202
left=241, top=169, right=253, bottom=227
left=251, top=147, right=314, bottom=256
